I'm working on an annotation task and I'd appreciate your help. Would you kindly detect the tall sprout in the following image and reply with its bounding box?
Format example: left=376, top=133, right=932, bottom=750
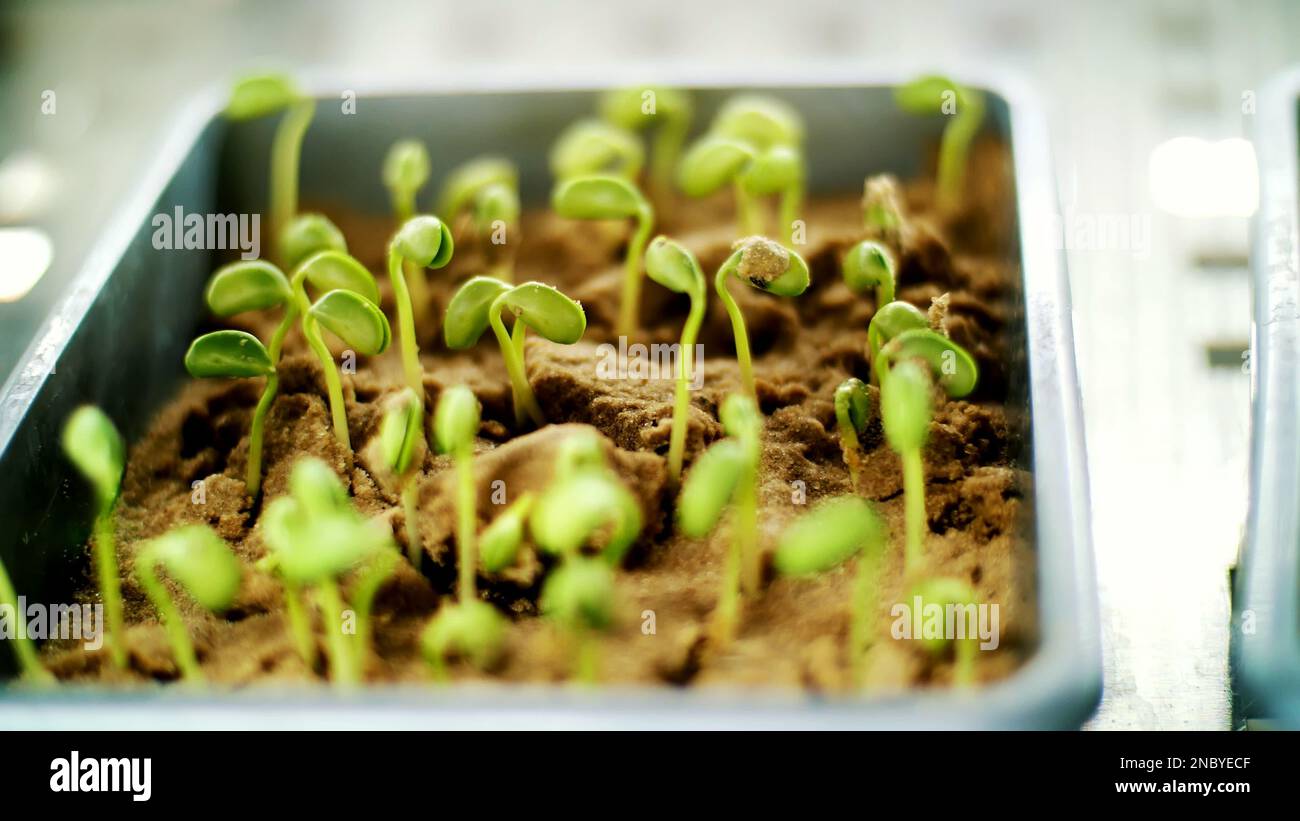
left=895, top=75, right=986, bottom=214
left=382, top=139, right=435, bottom=326
left=387, top=215, right=454, bottom=406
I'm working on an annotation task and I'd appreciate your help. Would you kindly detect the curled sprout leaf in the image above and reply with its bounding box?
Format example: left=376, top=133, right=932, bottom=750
left=550, top=119, right=645, bottom=180
left=422, top=600, right=507, bottom=677
left=876, top=328, right=979, bottom=399
left=495, top=282, right=587, bottom=345
left=378, top=388, right=423, bottom=477
left=645, top=236, right=707, bottom=484
left=62, top=406, right=125, bottom=507
left=309, top=289, right=392, bottom=356
left=296, top=249, right=380, bottom=305
left=894, top=75, right=986, bottom=213
left=480, top=493, right=535, bottom=573
left=843, top=240, right=896, bottom=307
left=443, top=276, right=513, bottom=349
left=716, top=237, right=810, bottom=398
left=774, top=496, right=885, bottom=576
left=393, top=215, right=454, bottom=270
left=281, top=214, right=348, bottom=272
left=382, top=139, right=431, bottom=221
left=185, top=331, right=274, bottom=379
left=437, top=157, right=518, bottom=224
left=834, top=377, right=871, bottom=492
left=205, top=260, right=292, bottom=315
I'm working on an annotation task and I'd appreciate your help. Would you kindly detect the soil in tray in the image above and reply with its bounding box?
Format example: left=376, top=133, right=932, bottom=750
left=41, top=137, right=1036, bottom=692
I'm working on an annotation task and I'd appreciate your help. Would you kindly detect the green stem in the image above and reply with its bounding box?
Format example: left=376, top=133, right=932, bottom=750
left=138, top=558, right=201, bottom=682
left=712, top=526, right=742, bottom=644
left=282, top=580, right=317, bottom=669
left=509, top=318, right=527, bottom=426
left=292, top=272, right=350, bottom=448
left=350, top=549, right=397, bottom=674
left=736, top=460, right=760, bottom=597
left=271, top=98, right=315, bottom=264
left=489, top=296, right=545, bottom=428
left=733, top=178, right=762, bottom=236
left=0, top=556, right=53, bottom=684
left=455, top=447, right=477, bottom=604
left=902, top=447, right=926, bottom=576
left=715, top=262, right=756, bottom=400
left=650, top=116, right=687, bottom=201
left=246, top=372, right=277, bottom=497
left=779, top=177, right=803, bottom=247
left=954, top=637, right=977, bottom=687
left=318, top=580, right=357, bottom=687
left=93, top=509, right=126, bottom=669
left=666, top=290, right=705, bottom=485
left=936, top=91, right=983, bottom=214
left=402, top=477, right=422, bottom=566
left=850, top=550, right=879, bottom=688
left=387, top=248, right=426, bottom=402
left=617, top=207, right=654, bottom=338
left=575, top=629, right=599, bottom=684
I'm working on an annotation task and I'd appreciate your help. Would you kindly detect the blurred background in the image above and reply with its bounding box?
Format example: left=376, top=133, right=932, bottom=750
left=1, top=0, right=1297, bottom=729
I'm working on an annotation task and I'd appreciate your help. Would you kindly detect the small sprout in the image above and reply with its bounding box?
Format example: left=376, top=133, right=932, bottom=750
left=61, top=406, right=127, bottom=669
left=185, top=259, right=292, bottom=496
left=437, top=157, right=518, bottom=232
left=677, top=394, right=762, bottom=643
left=834, top=378, right=871, bottom=493
left=874, top=327, right=979, bottom=399
left=712, top=94, right=805, bottom=149
left=552, top=174, right=654, bottom=337
left=880, top=359, right=932, bottom=576
left=480, top=492, right=535, bottom=573
left=550, top=119, right=645, bottom=180
left=862, top=174, right=905, bottom=242
left=434, top=385, right=481, bottom=604
left=530, top=470, right=643, bottom=566
left=540, top=556, right=616, bottom=683
left=599, top=85, right=693, bottom=198
left=378, top=388, right=426, bottom=565
left=227, top=72, right=315, bottom=263
left=773, top=495, right=886, bottom=686
left=444, top=277, right=587, bottom=428
left=261, top=458, right=398, bottom=685
left=895, top=75, right=986, bottom=214
left=0, top=556, right=53, bottom=684
left=908, top=577, right=980, bottom=686
left=134, top=524, right=241, bottom=683
left=866, top=299, right=928, bottom=366
left=842, top=239, right=896, bottom=308
left=714, top=236, right=810, bottom=399
left=421, top=599, right=507, bottom=680
left=382, top=139, right=431, bottom=223
left=388, top=215, right=454, bottom=405
left=644, top=236, right=707, bottom=484
left=438, top=157, right=522, bottom=282
left=280, top=213, right=347, bottom=272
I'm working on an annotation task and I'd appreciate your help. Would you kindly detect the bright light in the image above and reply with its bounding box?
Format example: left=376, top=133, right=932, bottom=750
left=0, top=227, right=54, bottom=303
left=1148, top=136, right=1258, bottom=218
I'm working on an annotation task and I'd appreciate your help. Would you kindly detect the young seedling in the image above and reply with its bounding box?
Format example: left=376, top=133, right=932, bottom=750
left=261, top=458, right=398, bottom=685
left=479, top=492, right=536, bottom=573
left=714, top=236, right=810, bottom=399
left=382, top=139, right=435, bottom=326
left=0, top=556, right=53, bottom=684
left=444, top=277, right=587, bottom=428
left=876, top=329, right=979, bottom=575
left=834, top=377, right=871, bottom=493
left=895, top=75, right=986, bottom=214
left=280, top=213, right=347, bottom=271
left=843, top=239, right=896, bottom=308
left=437, top=157, right=522, bottom=282
left=61, top=406, right=127, bottom=669
left=134, top=524, right=241, bottom=684
left=378, top=388, right=426, bottom=564
left=599, top=85, right=693, bottom=199
left=539, top=556, right=616, bottom=683
left=422, top=385, right=510, bottom=679
left=644, top=236, right=707, bottom=484
left=388, top=215, right=454, bottom=403
left=866, top=299, right=928, bottom=366
left=226, top=72, right=315, bottom=262
left=550, top=119, right=645, bottom=180
left=908, top=576, right=980, bottom=686
left=552, top=174, right=653, bottom=337
left=677, top=394, right=762, bottom=643
left=677, top=136, right=803, bottom=241
left=773, top=495, right=886, bottom=686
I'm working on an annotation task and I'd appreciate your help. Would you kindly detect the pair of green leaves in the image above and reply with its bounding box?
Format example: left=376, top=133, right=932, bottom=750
left=721, top=235, right=810, bottom=298
left=773, top=496, right=885, bottom=576
left=444, top=277, right=587, bottom=350
left=383, top=140, right=431, bottom=221
left=552, top=174, right=651, bottom=223
left=551, top=119, right=644, bottom=180
left=678, top=137, right=801, bottom=199
left=678, top=394, right=762, bottom=538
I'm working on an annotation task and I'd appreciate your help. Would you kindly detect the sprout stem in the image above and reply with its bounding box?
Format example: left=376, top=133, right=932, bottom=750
left=736, top=455, right=760, bottom=596
left=953, top=635, right=977, bottom=687
left=850, top=549, right=879, bottom=688
left=936, top=91, right=985, bottom=213
left=510, top=318, right=527, bottom=425
left=715, top=263, right=757, bottom=400
left=733, top=179, right=761, bottom=235
left=282, top=579, right=317, bottom=669
left=575, top=629, right=599, bottom=685
left=455, top=444, right=477, bottom=604
left=712, top=525, right=742, bottom=644
left=247, top=306, right=296, bottom=497
left=387, top=248, right=426, bottom=402
left=402, top=479, right=422, bottom=566
left=93, top=510, right=126, bottom=669
left=488, top=297, right=546, bottom=428
left=779, top=176, right=803, bottom=247
left=617, top=206, right=655, bottom=338
left=137, top=558, right=201, bottom=683
left=318, top=579, right=358, bottom=687
left=302, top=312, right=351, bottom=449
left=651, top=116, right=689, bottom=200
left=0, top=558, right=53, bottom=684
left=666, top=292, right=705, bottom=485
left=902, top=448, right=925, bottom=575
left=271, top=99, right=315, bottom=263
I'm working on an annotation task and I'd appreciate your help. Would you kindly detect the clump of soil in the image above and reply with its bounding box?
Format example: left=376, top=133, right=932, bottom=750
left=42, top=138, right=1036, bottom=693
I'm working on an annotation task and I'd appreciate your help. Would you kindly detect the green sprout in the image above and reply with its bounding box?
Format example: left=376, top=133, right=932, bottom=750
left=551, top=119, right=645, bottom=180
left=226, top=72, right=315, bottom=263
left=382, top=139, right=435, bottom=327
left=279, top=213, right=347, bottom=272
left=261, top=458, right=398, bottom=686
left=134, top=524, right=241, bottom=684
left=895, top=75, right=986, bottom=214
left=714, top=236, right=810, bottom=399
left=876, top=329, right=978, bottom=575
left=0, top=556, right=53, bottom=684
left=529, top=430, right=642, bottom=682
left=677, top=393, right=762, bottom=643
left=678, top=136, right=803, bottom=240
left=834, top=377, right=871, bottom=493
left=773, top=495, right=886, bottom=687
left=388, top=215, right=454, bottom=405
left=479, top=492, right=535, bottom=573
left=61, top=406, right=127, bottom=669
left=444, top=277, right=586, bottom=428
left=862, top=174, right=905, bottom=242
left=866, top=299, right=928, bottom=366
left=423, top=385, right=510, bottom=679
left=552, top=174, right=653, bottom=338
left=644, top=236, right=707, bottom=484
left=437, top=157, right=522, bottom=282
left=909, top=577, right=980, bottom=686
left=599, top=85, right=693, bottom=198
left=843, top=239, right=896, bottom=308
left=378, top=388, right=426, bottom=565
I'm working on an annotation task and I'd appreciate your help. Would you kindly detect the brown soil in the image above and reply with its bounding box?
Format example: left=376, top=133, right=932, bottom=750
left=42, top=138, right=1036, bottom=693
